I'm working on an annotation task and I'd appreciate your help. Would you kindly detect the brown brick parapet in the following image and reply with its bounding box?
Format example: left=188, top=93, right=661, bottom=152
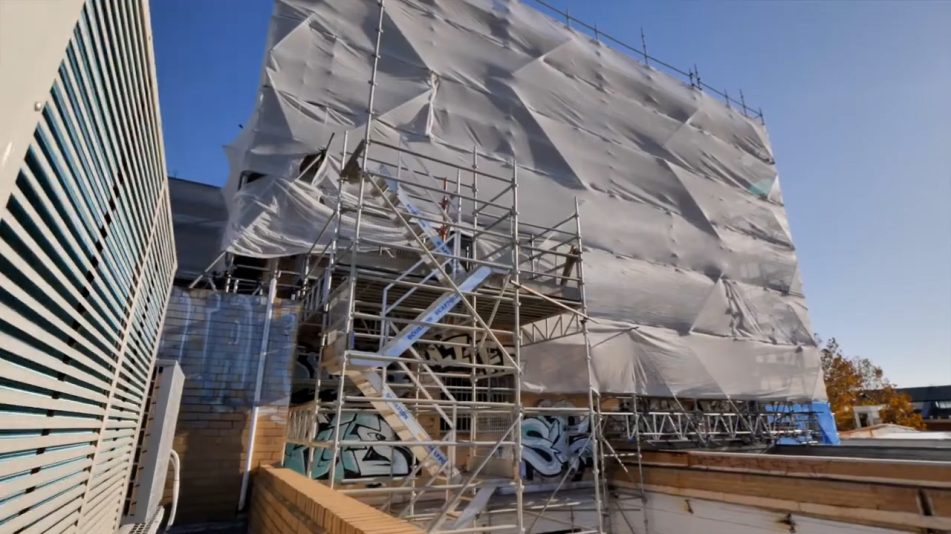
left=249, top=465, right=423, bottom=534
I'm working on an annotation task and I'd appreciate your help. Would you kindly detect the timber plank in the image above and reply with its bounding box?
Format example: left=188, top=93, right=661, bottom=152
left=638, top=450, right=951, bottom=488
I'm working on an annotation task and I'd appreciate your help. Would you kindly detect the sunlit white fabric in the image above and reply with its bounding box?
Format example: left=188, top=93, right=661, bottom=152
left=223, top=0, right=825, bottom=401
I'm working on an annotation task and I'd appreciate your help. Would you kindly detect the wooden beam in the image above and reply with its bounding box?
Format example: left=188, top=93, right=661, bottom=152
left=637, top=449, right=951, bottom=488
left=609, top=450, right=951, bottom=532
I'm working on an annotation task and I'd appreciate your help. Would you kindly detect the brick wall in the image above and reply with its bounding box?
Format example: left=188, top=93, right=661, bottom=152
left=250, top=466, right=422, bottom=534
left=158, top=288, right=300, bottom=523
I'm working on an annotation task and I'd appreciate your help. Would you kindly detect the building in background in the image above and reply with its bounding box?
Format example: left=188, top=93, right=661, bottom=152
left=167, top=177, right=228, bottom=285
left=902, top=385, right=951, bottom=431
left=0, top=0, right=175, bottom=531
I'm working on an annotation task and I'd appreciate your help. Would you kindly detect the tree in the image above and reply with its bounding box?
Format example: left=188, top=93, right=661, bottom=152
left=819, top=337, right=924, bottom=431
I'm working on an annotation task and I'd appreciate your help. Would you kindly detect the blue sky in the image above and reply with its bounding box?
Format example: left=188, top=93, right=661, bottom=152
left=151, top=1, right=951, bottom=387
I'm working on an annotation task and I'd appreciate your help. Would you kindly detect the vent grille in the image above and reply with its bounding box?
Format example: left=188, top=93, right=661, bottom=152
left=0, top=0, right=175, bottom=532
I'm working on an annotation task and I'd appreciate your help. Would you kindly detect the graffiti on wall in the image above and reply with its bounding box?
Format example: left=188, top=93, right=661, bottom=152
left=289, top=334, right=511, bottom=404
left=522, top=400, right=592, bottom=481
left=424, top=334, right=506, bottom=367
left=284, top=412, right=414, bottom=481
left=286, top=337, right=592, bottom=482
left=158, top=288, right=299, bottom=408
left=293, top=334, right=507, bottom=386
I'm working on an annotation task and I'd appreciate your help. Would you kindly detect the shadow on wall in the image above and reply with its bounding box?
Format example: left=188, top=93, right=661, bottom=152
left=171, top=412, right=250, bottom=523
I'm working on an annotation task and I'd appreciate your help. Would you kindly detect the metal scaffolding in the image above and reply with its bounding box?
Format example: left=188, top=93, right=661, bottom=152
left=182, top=2, right=826, bottom=532
left=603, top=398, right=822, bottom=447
left=282, top=121, right=607, bottom=532
left=275, top=6, right=607, bottom=531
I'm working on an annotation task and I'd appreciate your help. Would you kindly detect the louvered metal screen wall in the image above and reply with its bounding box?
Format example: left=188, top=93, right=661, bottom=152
left=0, top=0, right=175, bottom=532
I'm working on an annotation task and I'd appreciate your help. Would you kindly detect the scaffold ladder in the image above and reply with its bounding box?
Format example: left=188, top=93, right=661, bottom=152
left=322, top=143, right=504, bottom=480
left=348, top=265, right=493, bottom=367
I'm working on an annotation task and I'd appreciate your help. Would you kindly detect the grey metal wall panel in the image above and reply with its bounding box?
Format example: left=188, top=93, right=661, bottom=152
left=167, top=178, right=228, bottom=281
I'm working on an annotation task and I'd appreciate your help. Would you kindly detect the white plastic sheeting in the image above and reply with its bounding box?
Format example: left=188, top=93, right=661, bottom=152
left=223, top=0, right=826, bottom=401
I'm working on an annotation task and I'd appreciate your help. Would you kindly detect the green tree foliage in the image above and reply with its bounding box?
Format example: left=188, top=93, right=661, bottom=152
left=819, top=337, right=924, bottom=431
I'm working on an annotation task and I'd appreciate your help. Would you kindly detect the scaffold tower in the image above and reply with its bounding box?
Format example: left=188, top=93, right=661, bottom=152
left=282, top=127, right=612, bottom=532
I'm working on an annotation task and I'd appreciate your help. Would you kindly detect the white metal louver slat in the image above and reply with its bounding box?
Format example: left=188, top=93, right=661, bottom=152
left=0, top=298, right=115, bottom=379
left=2, top=486, right=87, bottom=533
left=11, top=168, right=124, bottom=334
left=0, top=433, right=99, bottom=455
left=0, top=415, right=100, bottom=431
left=0, top=446, right=96, bottom=479
left=0, top=459, right=92, bottom=502
left=0, top=332, right=111, bottom=391
left=0, top=390, right=104, bottom=417
left=0, top=471, right=89, bottom=519
left=6, top=185, right=123, bottom=344
left=0, top=0, right=175, bottom=531
left=23, top=507, right=82, bottom=534
left=29, top=127, right=135, bottom=314
left=0, top=254, right=117, bottom=372
left=0, top=357, right=107, bottom=404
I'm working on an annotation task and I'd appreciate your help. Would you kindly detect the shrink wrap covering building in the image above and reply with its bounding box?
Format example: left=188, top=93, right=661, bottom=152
left=222, top=0, right=826, bottom=401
